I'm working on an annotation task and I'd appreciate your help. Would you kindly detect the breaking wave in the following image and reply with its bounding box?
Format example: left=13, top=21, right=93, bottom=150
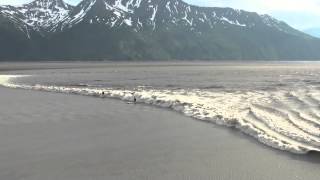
left=1, top=75, right=320, bottom=154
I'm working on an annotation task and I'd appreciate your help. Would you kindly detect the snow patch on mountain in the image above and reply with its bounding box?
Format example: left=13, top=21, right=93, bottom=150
left=19, top=0, right=73, bottom=30
left=221, top=16, right=246, bottom=27
left=0, top=0, right=73, bottom=33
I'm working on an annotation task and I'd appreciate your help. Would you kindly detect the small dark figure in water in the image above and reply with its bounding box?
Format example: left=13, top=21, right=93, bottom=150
left=131, top=92, right=136, bottom=103
left=101, top=91, right=105, bottom=95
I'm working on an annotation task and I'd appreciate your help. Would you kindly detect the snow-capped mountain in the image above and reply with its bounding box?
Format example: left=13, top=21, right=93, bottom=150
left=0, top=0, right=319, bottom=60
left=0, top=5, right=32, bottom=37
left=0, top=0, right=302, bottom=36
left=56, top=0, right=299, bottom=35
left=0, top=0, right=300, bottom=34
left=0, top=0, right=73, bottom=33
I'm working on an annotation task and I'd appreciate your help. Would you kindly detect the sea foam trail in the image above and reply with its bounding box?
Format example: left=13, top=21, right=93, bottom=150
left=1, top=75, right=320, bottom=154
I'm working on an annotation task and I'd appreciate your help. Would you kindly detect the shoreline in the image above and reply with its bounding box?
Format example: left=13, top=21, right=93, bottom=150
left=1, top=61, right=320, bottom=73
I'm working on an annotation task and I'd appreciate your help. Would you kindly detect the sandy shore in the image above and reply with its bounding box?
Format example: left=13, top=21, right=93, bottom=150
left=0, top=86, right=319, bottom=180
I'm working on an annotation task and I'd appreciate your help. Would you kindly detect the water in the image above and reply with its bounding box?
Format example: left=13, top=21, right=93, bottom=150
left=2, top=61, right=320, bottom=154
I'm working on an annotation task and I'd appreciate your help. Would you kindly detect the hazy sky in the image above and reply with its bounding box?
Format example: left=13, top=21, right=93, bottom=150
left=1, top=0, right=319, bottom=30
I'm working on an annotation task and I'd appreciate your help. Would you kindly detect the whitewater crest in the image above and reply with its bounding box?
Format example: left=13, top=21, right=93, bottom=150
left=1, top=75, right=320, bottom=154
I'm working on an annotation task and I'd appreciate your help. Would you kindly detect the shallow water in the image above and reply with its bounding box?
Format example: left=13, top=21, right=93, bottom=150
left=2, top=61, right=320, bottom=154
left=1, top=87, right=320, bottom=180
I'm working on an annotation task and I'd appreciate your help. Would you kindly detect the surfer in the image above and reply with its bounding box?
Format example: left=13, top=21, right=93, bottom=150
left=126, top=93, right=137, bottom=104
left=132, top=92, right=137, bottom=103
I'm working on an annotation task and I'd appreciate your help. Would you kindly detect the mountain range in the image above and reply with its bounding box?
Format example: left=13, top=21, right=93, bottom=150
left=1, top=0, right=320, bottom=61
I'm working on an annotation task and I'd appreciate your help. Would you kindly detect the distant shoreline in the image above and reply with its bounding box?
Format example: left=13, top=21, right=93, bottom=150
left=1, top=61, right=320, bottom=72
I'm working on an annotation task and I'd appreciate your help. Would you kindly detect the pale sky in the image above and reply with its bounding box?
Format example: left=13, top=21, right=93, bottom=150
left=1, top=0, right=319, bottom=30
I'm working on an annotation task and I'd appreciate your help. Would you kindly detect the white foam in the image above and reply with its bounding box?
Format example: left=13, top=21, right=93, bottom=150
left=1, top=75, right=320, bottom=154
left=0, top=75, right=26, bottom=86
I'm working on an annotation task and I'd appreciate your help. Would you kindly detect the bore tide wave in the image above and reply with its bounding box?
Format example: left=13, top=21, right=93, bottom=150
left=1, top=75, right=320, bottom=154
